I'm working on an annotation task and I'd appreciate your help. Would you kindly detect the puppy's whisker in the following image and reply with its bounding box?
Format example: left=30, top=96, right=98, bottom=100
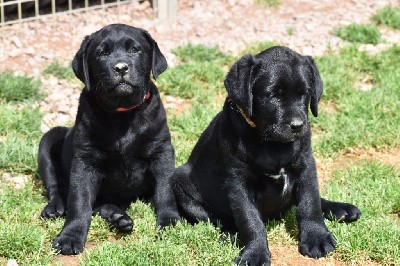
left=91, top=78, right=110, bottom=92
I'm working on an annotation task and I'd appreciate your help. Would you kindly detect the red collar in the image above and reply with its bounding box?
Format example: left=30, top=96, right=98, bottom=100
left=115, top=91, right=151, bottom=112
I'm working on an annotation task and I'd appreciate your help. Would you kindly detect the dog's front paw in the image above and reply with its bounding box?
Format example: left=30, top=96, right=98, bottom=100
left=234, top=245, right=271, bottom=266
left=107, top=213, right=134, bottom=233
left=52, top=233, right=85, bottom=255
left=41, top=198, right=66, bottom=219
left=156, top=209, right=181, bottom=228
left=322, top=201, right=361, bottom=223
left=93, top=204, right=134, bottom=233
left=299, top=225, right=336, bottom=259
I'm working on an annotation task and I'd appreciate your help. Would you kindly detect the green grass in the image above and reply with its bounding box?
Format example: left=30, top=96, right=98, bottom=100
left=172, top=44, right=234, bottom=66
left=1, top=42, right=400, bottom=265
left=0, top=72, right=44, bottom=174
left=0, top=181, right=54, bottom=265
left=162, top=44, right=237, bottom=164
left=82, top=221, right=240, bottom=266
left=158, top=42, right=279, bottom=102
left=158, top=62, right=225, bottom=100
left=286, top=27, right=295, bottom=36
left=322, top=162, right=400, bottom=264
left=170, top=101, right=221, bottom=165
left=254, top=0, right=280, bottom=7
left=313, top=45, right=400, bottom=156
left=158, top=44, right=232, bottom=102
left=0, top=71, right=43, bottom=103
left=0, top=179, right=239, bottom=266
left=0, top=104, right=43, bottom=174
left=372, top=5, right=400, bottom=29
left=43, top=61, right=77, bottom=82
left=335, top=23, right=382, bottom=44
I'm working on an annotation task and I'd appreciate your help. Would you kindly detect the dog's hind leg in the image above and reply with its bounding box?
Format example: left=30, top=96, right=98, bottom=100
left=93, top=204, right=133, bottom=233
left=321, top=197, right=361, bottom=223
left=173, top=164, right=211, bottom=223
left=38, top=127, right=69, bottom=219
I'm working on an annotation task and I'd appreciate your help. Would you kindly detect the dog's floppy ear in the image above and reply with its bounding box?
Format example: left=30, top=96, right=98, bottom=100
left=224, top=54, right=256, bottom=117
left=72, top=35, right=91, bottom=90
left=151, top=40, right=168, bottom=80
left=306, top=56, right=323, bottom=117
left=143, top=31, right=167, bottom=80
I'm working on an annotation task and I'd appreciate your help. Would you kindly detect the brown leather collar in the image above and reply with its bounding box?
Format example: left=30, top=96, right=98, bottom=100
left=227, top=98, right=256, bottom=128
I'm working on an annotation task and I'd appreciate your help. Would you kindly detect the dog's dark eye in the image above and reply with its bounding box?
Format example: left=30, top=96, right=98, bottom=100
left=128, top=47, right=140, bottom=54
left=264, top=92, right=276, bottom=98
left=98, top=50, right=109, bottom=57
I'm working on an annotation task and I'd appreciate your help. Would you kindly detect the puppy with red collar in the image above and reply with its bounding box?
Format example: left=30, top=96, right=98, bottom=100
left=38, top=24, right=180, bottom=255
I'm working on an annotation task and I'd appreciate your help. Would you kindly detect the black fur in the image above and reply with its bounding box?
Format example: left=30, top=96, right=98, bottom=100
left=38, top=24, right=179, bottom=255
left=173, top=46, right=361, bottom=265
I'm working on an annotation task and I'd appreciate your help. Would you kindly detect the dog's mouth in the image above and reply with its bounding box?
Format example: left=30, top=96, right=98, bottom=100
left=107, top=82, right=135, bottom=97
left=95, top=81, right=149, bottom=112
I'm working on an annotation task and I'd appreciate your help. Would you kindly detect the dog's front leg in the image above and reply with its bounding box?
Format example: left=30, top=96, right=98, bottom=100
left=226, top=176, right=271, bottom=266
left=149, top=148, right=181, bottom=228
left=295, top=158, right=336, bottom=259
left=52, top=157, right=101, bottom=255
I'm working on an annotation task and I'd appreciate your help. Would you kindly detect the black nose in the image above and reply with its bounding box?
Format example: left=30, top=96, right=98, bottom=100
left=290, top=119, right=304, bottom=133
left=114, top=62, right=129, bottom=75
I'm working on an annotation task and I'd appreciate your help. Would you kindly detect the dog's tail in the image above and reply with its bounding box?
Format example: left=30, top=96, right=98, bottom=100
left=172, top=164, right=211, bottom=223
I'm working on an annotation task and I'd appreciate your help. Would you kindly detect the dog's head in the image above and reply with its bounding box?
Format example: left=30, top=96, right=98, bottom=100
left=72, top=24, right=167, bottom=112
left=225, top=46, right=323, bottom=143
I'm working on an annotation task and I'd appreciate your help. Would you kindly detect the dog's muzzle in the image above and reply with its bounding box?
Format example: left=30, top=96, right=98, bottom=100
left=261, top=122, right=307, bottom=143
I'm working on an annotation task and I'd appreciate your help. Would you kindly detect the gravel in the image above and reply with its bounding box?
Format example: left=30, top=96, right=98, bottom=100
left=0, top=0, right=399, bottom=129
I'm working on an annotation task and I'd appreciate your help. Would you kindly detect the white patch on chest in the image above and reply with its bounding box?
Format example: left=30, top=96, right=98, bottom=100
left=267, top=168, right=289, bottom=195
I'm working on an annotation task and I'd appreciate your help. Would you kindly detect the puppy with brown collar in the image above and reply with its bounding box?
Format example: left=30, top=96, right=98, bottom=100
left=173, top=46, right=361, bottom=265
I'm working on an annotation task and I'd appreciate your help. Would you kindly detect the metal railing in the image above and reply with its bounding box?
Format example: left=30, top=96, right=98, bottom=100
left=0, top=0, right=177, bottom=26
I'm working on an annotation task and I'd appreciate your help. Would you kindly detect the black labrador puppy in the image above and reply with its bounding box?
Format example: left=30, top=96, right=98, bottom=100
left=38, top=24, right=180, bottom=255
left=173, top=46, right=361, bottom=265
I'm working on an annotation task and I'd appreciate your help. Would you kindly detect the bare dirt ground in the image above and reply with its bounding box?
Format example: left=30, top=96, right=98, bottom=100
left=317, top=146, right=400, bottom=188
left=1, top=0, right=400, bottom=265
